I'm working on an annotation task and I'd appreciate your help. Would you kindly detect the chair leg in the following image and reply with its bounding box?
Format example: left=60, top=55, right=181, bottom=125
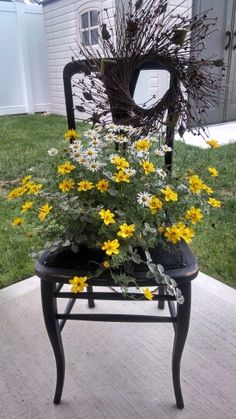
left=87, top=285, right=95, bottom=308
left=158, top=284, right=165, bottom=310
left=41, top=279, right=65, bottom=404
left=172, top=282, right=191, bottom=409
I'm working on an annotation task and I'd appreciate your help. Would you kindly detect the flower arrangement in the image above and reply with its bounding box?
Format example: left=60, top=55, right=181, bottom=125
left=7, top=124, right=221, bottom=303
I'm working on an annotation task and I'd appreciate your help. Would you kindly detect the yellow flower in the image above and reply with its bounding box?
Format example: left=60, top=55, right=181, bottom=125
left=59, top=178, right=75, bottom=192
left=158, top=226, right=165, bottom=233
left=203, top=184, right=213, bottom=195
left=185, top=207, right=203, bottom=224
left=7, top=186, right=26, bottom=200
left=69, top=276, right=88, bottom=293
left=160, top=186, right=178, bottom=202
left=96, top=179, right=109, bottom=193
left=143, top=288, right=154, bottom=301
left=175, top=222, right=195, bottom=244
left=113, top=170, right=131, bottom=183
left=12, top=217, right=23, bottom=226
left=164, top=225, right=182, bottom=244
left=57, top=161, right=76, bottom=175
left=117, top=223, right=135, bottom=238
left=111, top=156, right=129, bottom=170
left=77, top=180, right=94, bottom=191
left=26, top=182, right=43, bottom=195
left=99, top=209, right=115, bottom=225
left=38, top=203, right=53, bottom=221
left=188, top=175, right=205, bottom=194
left=103, top=260, right=110, bottom=269
left=20, top=201, right=33, bottom=213
left=135, top=139, right=151, bottom=151
left=148, top=196, right=163, bottom=214
left=208, top=167, right=219, bottom=177
left=180, top=226, right=195, bottom=244
left=102, top=239, right=120, bottom=255
left=206, top=139, right=221, bottom=148
left=140, top=160, right=155, bottom=175
left=207, top=198, right=222, bottom=208
left=64, top=129, right=79, bottom=141
left=21, top=175, right=32, bottom=184
left=175, top=222, right=186, bottom=235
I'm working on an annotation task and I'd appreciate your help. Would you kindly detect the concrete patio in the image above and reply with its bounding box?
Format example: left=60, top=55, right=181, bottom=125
left=177, top=120, right=236, bottom=148
left=1, top=272, right=236, bottom=419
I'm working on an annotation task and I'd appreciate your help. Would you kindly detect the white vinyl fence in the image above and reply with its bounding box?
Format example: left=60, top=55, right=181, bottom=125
left=0, top=1, right=50, bottom=115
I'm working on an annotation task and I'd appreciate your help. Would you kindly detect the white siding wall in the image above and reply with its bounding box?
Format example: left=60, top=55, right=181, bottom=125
left=43, top=0, right=115, bottom=115
left=43, top=0, right=192, bottom=116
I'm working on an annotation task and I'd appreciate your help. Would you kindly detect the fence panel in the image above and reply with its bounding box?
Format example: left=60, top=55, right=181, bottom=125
left=0, top=2, right=50, bottom=115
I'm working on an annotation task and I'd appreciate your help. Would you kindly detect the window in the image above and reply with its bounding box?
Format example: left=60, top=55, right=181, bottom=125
left=80, top=10, right=99, bottom=46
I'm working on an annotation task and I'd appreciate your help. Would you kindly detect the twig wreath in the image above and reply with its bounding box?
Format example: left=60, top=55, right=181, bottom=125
left=72, top=0, right=224, bottom=137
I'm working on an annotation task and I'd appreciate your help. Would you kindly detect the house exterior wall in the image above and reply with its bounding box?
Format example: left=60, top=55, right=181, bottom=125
left=42, top=0, right=192, bottom=116
left=42, top=0, right=115, bottom=115
left=134, top=0, right=193, bottom=105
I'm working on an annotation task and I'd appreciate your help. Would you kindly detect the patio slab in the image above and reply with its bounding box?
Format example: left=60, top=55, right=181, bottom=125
left=177, top=121, right=236, bottom=148
left=0, top=273, right=236, bottom=419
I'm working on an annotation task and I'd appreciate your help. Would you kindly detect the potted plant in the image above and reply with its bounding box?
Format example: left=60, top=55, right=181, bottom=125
left=7, top=123, right=221, bottom=302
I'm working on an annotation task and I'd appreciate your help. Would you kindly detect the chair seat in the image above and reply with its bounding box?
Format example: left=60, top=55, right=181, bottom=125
left=35, top=241, right=198, bottom=286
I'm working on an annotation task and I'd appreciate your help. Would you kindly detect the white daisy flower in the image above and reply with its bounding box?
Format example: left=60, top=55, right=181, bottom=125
left=77, top=156, right=88, bottom=165
left=109, top=153, right=120, bottom=163
left=161, top=145, right=172, bottom=153
left=47, top=148, right=58, bottom=156
left=124, top=167, right=136, bottom=176
left=137, top=150, right=150, bottom=158
left=129, top=145, right=149, bottom=159
left=137, top=192, right=152, bottom=207
left=85, top=160, right=104, bottom=172
left=84, top=148, right=98, bottom=159
left=155, top=149, right=165, bottom=157
left=69, top=141, right=83, bottom=152
left=89, top=137, right=101, bottom=147
left=71, top=150, right=83, bottom=161
left=113, top=124, right=124, bottom=132
left=156, top=168, right=167, bottom=179
left=104, top=132, right=116, bottom=142
left=84, top=129, right=98, bottom=138
left=121, top=125, right=136, bottom=134
left=114, top=134, right=129, bottom=143
left=107, top=123, right=117, bottom=131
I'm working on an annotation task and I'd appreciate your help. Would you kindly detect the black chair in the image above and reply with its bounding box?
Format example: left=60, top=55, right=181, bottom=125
left=35, top=59, right=198, bottom=409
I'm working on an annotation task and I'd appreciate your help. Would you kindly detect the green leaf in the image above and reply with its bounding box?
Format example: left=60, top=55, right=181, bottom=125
left=145, top=250, right=152, bottom=263
left=157, top=264, right=164, bottom=274
left=63, top=239, right=71, bottom=247
left=147, top=263, right=157, bottom=274
left=131, top=253, right=141, bottom=264
left=71, top=244, right=79, bottom=253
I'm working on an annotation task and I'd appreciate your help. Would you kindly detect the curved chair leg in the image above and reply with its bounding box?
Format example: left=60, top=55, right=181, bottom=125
left=41, top=279, right=65, bottom=404
left=172, top=282, right=191, bottom=409
left=158, top=284, right=165, bottom=310
left=87, top=285, right=95, bottom=308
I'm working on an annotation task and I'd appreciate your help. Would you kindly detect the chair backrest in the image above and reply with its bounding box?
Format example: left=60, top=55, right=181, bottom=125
left=63, top=58, right=176, bottom=171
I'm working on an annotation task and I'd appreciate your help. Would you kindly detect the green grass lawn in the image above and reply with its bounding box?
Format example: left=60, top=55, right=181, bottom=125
left=0, top=114, right=87, bottom=288
left=0, top=114, right=236, bottom=288
left=174, top=142, right=236, bottom=288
